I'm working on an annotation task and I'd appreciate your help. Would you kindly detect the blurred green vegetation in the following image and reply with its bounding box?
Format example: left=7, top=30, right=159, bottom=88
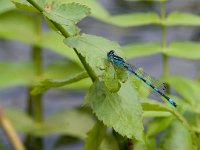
left=0, top=0, right=200, bottom=150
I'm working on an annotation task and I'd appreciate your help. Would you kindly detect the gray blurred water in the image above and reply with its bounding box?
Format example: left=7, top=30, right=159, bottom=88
left=0, top=0, right=200, bottom=149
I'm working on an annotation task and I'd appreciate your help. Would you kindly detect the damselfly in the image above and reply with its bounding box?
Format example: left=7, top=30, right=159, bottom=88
left=107, top=50, right=177, bottom=107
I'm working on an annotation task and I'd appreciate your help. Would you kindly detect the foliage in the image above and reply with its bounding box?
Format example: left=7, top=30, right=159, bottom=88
left=0, top=0, right=200, bottom=149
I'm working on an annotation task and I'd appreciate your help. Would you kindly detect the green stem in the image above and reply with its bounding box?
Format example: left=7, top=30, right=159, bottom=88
left=161, top=1, right=169, bottom=93
left=26, top=0, right=96, bottom=82
left=32, top=15, right=43, bottom=150
left=25, top=15, right=43, bottom=150
left=32, top=45, right=43, bottom=123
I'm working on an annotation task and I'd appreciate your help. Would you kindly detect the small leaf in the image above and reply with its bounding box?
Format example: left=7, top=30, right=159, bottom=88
left=167, top=41, right=200, bottom=60
left=0, top=0, right=15, bottom=14
left=142, top=101, right=190, bottom=130
left=35, top=31, right=80, bottom=63
left=6, top=109, right=36, bottom=133
left=84, top=121, right=107, bottom=150
left=158, top=121, right=193, bottom=150
left=0, top=61, right=34, bottom=89
left=43, top=60, right=83, bottom=79
left=147, top=117, right=173, bottom=137
left=34, top=109, right=94, bottom=139
left=31, top=71, right=88, bottom=95
left=167, top=12, right=200, bottom=26
left=43, top=2, right=90, bottom=26
left=62, top=0, right=109, bottom=21
left=167, top=76, right=200, bottom=109
left=102, top=63, right=121, bottom=92
left=64, top=34, right=120, bottom=76
left=98, top=135, right=120, bottom=150
left=0, top=10, right=37, bottom=43
left=43, top=61, right=92, bottom=90
left=143, top=111, right=172, bottom=118
left=109, top=12, right=161, bottom=27
left=85, top=79, right=144, bottom=142
left=11, top=0, right=38, bottom=12
left=123, top=42, right=161, bottom=58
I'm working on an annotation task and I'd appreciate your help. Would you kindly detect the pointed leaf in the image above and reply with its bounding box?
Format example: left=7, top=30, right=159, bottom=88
left=64, top=34, right=120, bottom=75
left=142, top=101, right=190, bottom=130
left=36, top=31, right=80, bottom=62
left=63, top=0, right=109, bottom=21
left=167, top=12, right=200, bottom=26
left=167, top=41, right=200, bottom=59
left=167, top=76, right=200, bottom=109
left=11, top=0, right=38, bottom=12
left=159, top=121, right=193, bottom=150
left=84, top=121, right=106, bottom=150
left=123, top=42, right=161, bottom=58
left=0, top=0, right=15, bottom=14
left=42, top=2, right=90, bottom=26
left=109, top=12, right=160, bottom=27
left=85, top=79, right=144, bottom=142
left=6, top=109, right=36, bottom=133
left=98, top=135, right=120, bottom=150
left=34, top=109, right=94, bottom=139
left=147, top=117, right=173, bottom=137
left=32, top=71, right=88, bottom=95
left=0, top=61, right=34, bottom=89
left=0, top=10, right=37, bottom=43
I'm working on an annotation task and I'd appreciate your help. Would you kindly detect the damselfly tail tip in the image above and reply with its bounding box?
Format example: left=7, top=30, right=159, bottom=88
left=169, top=98, right=177, bottom=108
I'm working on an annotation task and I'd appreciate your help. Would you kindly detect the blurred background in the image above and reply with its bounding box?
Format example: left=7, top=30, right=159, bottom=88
left=0, top=0, right=200, bottom=150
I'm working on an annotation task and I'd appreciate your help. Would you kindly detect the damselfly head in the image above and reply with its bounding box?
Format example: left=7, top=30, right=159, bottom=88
left=107, top=50, right=115, bottom=58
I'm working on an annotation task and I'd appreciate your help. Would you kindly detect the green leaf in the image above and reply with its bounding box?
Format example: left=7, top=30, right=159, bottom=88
left=167, top=12, right=200, bottom=26
left=84, top=79, right=144, bottom=142
left=134, top=138, right=156, bottom=150
left=167, top=41, right=200, bottom=59
left=0, top=0, right=15, bottom=14
left=123, top=42, right=161, bottom=58
left=6, top=108, right=94, bottom=139
left=43, top=60, right=83, bottom=79
left=109, top=12, right=160, bottom=27
left=6, top=109, right=36, bottom=133
left=11, top=0, right=38, bottom=12
left=98, top=135, right=120, bottom=150
left=35, top=31, right=80, bottom=63
left=158, top=121, right=193, bottom=150
left=60, top=0, right=109, bottom=21
left=147, top=117, right=173, bottom=137
left=143, top=111, right=172, bottom=118
left=64, top=34, right=120, bottom=76
left=191, top=132, right=200, bottom=150
left=84, top=121, right=107, bottom=150
left=42, top=61, right=92, bottom=90
left=32, top=71, right=88, bottom=95
left=0, top=11, right=79, bottom=60
left=0, top=10, right=37, bottom=43
left=167, top=76, right=200, bottom=109
left=141, top=101, right=190, bottom=130
left=42, top=2, right=90, bottom=26
left=34, top=109, right=94, bottom=139
left=0, top=61, right=34, bottom=89
left=102, top=63, right=121, bottom=92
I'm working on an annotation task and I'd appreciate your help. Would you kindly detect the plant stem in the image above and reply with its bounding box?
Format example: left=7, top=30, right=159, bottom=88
left=0, top=106, right=25, bottom=150
left=32, top=15, right=43, bottom=150
left=32, top=45, right=43, bottom=122
left=25, top=15, right=43, bottom=150
left=161, top=1, right=170, bottom=93
left=26, top=0, right=96, bottom=82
